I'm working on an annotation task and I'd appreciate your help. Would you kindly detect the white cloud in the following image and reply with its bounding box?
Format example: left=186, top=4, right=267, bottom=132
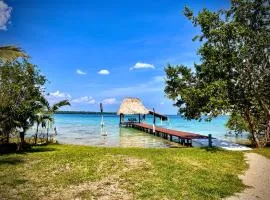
left=102, top=98, right=117, bottom=105
left=49, top=90, right=71, bottom=98
left=130, top=62, right=155, bottom=70
left=98, top=69, right=110, bottom=75
left=76, top=69, right=87, bottom=75
left=72, top=96, right=95, bottom=104
left=47, top=90, right=71, bottom=105
left=0, top=0, right=12, bottom=30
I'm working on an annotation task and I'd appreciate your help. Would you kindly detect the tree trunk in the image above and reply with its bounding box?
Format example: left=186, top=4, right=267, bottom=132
left=20, top=131, right=25, bottom=145
left=264, top=120, right=270, bottom=146
left=46, top=123, right=49, bottom=144
left=245, top=110, right=261, bottom=148
left=2, top=130, right=9, bottom=144
left=35, top=123, right=39, bottom=145
left=3, top=127, right=11, bottom=144
left=252, top=131, right=261, bottom=148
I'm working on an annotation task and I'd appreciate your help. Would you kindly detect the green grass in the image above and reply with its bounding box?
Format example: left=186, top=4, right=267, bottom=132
left=253, top=147, right=270, bottom=159
left=0, top=144, right=247, bottom=200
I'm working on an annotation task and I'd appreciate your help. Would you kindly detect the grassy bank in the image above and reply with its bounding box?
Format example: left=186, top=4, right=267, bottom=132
left=0, top=144, right=247, bottom=199
left=253, top=147, right=270, bottom=159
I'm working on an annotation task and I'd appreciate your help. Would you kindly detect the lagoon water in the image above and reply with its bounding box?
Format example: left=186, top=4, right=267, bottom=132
left=27, top=114, right=248, bottom=148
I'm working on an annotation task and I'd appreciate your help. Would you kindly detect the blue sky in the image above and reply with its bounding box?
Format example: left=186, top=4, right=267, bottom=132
left=0, top=0, right=230, bottom=114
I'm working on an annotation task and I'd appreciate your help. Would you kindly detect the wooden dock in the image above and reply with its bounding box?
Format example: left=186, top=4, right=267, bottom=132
left=123, top=122, right=209, bottom=147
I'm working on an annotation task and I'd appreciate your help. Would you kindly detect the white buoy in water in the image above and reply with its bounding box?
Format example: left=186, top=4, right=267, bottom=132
left=152, top=124, right=155, bottom=133
left=101, top=115, right=104, bottom=127
left=100, top=125, right=107, bottom=136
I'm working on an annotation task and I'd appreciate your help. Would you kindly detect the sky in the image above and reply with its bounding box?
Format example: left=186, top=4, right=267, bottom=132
left=0, top=0, right=230, bottom=114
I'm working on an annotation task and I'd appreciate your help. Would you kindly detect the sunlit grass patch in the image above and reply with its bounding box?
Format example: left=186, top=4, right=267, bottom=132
left=0, top=144, right=247, bottom=199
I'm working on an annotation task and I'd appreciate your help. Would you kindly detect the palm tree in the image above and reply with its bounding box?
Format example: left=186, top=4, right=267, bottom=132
left=0, top=45, right=29, bottom=63
left=34, top=113, right=45, bottom=144
left=36, top=98, right=70, bottom=143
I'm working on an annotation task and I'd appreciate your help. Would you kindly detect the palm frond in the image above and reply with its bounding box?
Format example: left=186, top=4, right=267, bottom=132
left=52, top=100, right=70, bottom=112
left=39, top=96, right=50, bottom=110
left=0, top=45, right=29, bottom=62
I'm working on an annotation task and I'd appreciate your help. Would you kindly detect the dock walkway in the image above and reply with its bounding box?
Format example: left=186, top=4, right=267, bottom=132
left=123, top=122, right=209, bottom=146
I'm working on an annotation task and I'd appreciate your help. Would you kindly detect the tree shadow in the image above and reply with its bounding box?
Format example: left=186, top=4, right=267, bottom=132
left=200, top=146, right=225, bottom=153
left=17, top=146, right=57, bottom=154
left=0, top=157, right=24, bottom=165
left=0, top=143, right=58, bottom=155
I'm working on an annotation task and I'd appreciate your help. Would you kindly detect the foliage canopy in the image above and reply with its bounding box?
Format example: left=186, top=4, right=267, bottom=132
left=165, top=0, right=270, bottom=147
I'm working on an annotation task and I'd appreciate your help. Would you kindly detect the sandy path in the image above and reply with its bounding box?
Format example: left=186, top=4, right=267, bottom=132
left=226, top=153, right=270, bottom=200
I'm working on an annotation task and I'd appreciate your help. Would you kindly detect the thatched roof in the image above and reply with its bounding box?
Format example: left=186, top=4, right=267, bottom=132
left=117, top=97, right=149, bottom=115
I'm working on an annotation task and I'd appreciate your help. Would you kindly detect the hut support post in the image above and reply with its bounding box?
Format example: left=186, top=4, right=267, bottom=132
left=208, top=134, right=212, bottom=147
left=139, top=114, right=141, bottom=123
left=119, top=114, right=121, bottom=125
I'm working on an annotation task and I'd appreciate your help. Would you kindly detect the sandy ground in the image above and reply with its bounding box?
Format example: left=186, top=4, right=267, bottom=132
left=226, top=153, right=270, bottom=200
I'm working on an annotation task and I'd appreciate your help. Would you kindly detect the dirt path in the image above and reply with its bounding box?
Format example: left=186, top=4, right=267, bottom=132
left=226, top=153, right=270, bottom=200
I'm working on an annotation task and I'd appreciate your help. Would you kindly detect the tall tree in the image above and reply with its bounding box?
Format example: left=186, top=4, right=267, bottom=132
left=164, top=0, right=270, bottom=147
left=0, top=60, right=46, bottom=143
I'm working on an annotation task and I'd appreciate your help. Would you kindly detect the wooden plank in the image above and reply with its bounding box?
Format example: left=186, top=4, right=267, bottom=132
left=148, top=111, right=168, bottom=121
left=132, top=123, right=209, bottom=140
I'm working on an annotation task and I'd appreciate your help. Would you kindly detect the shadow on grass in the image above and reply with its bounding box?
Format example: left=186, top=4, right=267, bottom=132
left=17, top=146, right=57, bottom=154
left=0, top=143, right=58, bottom=155
left=0, top=157, right=24, bottom=165
left=200, top=146, right=225, bottom=153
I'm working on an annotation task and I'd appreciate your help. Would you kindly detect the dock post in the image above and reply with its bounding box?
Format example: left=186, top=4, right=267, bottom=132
left=208, top=134, right=212, bottom=147
left=119, top=114, right=122, bottom=126
left=188, top=139, right=192, bottom=147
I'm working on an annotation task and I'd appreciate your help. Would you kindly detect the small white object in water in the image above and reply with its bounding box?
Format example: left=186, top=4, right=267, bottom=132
left=152, top=124, right=155, bottom=133
left=101, top=131, right=108, bottom=136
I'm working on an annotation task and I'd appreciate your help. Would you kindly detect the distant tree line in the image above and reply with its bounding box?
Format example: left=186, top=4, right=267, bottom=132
left=56, top=111, right=116, bottom=115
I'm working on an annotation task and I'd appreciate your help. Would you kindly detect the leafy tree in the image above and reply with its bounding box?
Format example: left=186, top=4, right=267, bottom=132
left=0, top=60, right=46, bottom=143
left=226, top=112, right=249, bottom=135
left=164, top=0, right=270, bottom=147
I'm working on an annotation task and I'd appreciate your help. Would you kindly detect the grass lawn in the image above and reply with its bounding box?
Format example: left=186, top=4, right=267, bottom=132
left=0, top=144, right=247, bottom=200
left=253, top=147, right=270, bottom=159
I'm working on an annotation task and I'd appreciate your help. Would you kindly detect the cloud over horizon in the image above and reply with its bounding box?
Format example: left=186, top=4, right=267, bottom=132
left=102, top=98, right=117, bottom=105
left=47, top=90, right=71, bottom=105
left=72, top=96, right=95, bottom=104
left=0, top=0, right=12, bottom=30
left=130, top=62, right=155, bottom=70
left=76, top=69, right=87, bottom=75
left=49, top=90, right=71, bottom=99
left=48, top=91, right=96, bottom=105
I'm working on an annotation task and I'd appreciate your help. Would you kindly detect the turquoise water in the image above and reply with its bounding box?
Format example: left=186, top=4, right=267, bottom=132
left=27, top=114, right=248, bottom=147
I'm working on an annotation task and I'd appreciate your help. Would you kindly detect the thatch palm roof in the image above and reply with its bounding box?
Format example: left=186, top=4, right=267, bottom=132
left=117, top=97, right=149, bottom=115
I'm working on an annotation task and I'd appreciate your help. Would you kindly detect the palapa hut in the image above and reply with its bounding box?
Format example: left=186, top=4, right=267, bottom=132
left=117, top=97, right=149, bottom=125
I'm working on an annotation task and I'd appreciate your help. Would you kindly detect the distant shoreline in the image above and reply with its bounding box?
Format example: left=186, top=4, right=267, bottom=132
left=56, top=111, right=116, bottom=115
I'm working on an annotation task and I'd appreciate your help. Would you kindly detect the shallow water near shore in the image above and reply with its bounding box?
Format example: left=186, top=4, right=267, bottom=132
left=26, top=114, right=249, bottom=147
